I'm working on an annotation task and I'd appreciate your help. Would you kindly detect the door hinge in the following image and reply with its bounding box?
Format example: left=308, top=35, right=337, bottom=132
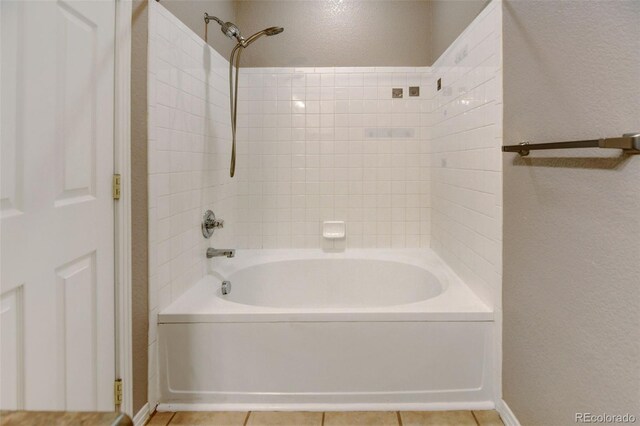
left=114, top=378, right=123, bottom=406
left=112, top=174, right=121, bottom=200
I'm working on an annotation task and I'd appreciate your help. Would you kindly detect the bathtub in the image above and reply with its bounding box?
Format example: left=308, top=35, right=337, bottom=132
left=158, top=249, right=495, bottom=411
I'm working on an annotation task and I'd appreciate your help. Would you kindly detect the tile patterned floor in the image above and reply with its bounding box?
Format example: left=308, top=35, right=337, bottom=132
left=147, top=410, right=504, bottom=426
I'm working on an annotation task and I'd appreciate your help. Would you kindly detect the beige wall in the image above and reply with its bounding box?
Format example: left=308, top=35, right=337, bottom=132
left=502, top=1, right=640, bottom=424
left=235, top=0, right=431, bottom=67
left=160, top=0, right=237, bottom=58
left=157, top=0, right=490, bottom=67
left=430, top=0, right=489, bottom=62
left=131, top=0, right=149, bottom=414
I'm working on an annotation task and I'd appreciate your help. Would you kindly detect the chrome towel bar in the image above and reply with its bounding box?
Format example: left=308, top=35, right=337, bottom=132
left=502, top=133, right=640, bottom=156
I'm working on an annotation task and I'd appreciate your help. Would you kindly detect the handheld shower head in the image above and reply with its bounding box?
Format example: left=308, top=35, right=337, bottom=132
left=242, top=27, right=284, bottom=47
left=203, top=16, right=284, bottom=178
left=228, top=25, right=284, bottom=177
left=264, top=27, right=284, bottom=36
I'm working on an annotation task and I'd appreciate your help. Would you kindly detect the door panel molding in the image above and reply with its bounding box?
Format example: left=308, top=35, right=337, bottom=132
left=0, top=0, right=25, bottom=219
left=0, top=286, right=25, bottom=410
left=55, top=252, right=98, bottom=410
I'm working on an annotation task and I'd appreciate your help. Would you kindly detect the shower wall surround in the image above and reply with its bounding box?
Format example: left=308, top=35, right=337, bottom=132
left=146, top=0, right=503, bottom=411
left=427, top=0, right=503, bottom=401
left=234, top=67, right=433, bottom=249
left=147, top=1, right=237, bottom=408
left=429, top=1, right=503, bottom=310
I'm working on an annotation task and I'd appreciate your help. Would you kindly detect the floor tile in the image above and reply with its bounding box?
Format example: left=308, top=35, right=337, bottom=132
left=473, top=410, right=504, bottom=426
left=324, top=411, right=399, bottom=426
left=0, top=411, right=132, bottom=426
left=147, top=412, right=175, bottom=426
left=168, top=411, right=248, bottom=426
left=246, top=411, right=322, bottom=426
left=400, top=411, right=476, bottom=426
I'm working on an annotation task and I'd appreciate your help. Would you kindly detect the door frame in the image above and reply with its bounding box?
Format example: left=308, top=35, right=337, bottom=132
left=114, top=0, right=134, bottom=418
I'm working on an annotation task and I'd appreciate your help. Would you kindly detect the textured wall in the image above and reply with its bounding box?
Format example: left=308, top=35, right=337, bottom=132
left=430, top=0, right=489, bottom=63
left=235, top=1, right=432, bottom=67
left=158, top=0, right=490, bottom=67
left=235, top=67, right=432, bottom=249
left=130, top=0, right=149, bottom=414
left=160, top=0, right=237, bottom=59
left=502, top=1, right=640, bottom=424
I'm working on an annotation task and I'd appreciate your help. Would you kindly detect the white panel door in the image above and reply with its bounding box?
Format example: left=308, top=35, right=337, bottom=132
left=1, top=0, right=116, bottom=411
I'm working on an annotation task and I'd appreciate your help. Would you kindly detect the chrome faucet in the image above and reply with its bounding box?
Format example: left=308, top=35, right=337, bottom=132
left=207, top=248, right=235, bottom=258
left=202, top=210, right=224, bottom=238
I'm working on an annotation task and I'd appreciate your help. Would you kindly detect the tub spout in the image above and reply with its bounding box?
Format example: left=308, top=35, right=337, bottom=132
left=207, top=248, right=236, bottom=258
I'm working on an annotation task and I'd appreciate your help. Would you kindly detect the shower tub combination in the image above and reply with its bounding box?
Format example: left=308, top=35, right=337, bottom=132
left=158, top=249, right=495, bottom=411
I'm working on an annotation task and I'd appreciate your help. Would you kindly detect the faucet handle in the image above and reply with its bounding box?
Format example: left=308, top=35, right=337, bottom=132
left=202, top=210, right=224, bottom=238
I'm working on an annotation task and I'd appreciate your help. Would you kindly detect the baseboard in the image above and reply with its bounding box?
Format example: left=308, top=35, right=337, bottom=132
left=156, top=401, right=495, bottom=412
left=133, top=403, right=150, bottom=426
left=496, top=399, right=521, bottom=426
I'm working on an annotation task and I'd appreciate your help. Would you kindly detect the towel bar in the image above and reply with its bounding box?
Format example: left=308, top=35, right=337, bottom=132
left=502, top=133, right=640, bottom=156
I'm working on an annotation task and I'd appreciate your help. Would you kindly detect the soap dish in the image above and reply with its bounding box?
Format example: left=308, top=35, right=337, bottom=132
left=322, top=221, right=346, bottom=239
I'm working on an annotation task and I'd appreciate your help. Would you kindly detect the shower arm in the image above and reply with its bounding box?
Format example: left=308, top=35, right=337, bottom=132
left=204, top=13, right=224, bottom=26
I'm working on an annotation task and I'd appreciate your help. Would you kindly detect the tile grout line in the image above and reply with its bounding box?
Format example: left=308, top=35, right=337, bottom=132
left=158, top=410, right=501, bottom=426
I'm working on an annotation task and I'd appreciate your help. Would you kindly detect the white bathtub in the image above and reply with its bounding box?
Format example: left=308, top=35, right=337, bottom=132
left=158, top=249, right=495, bottom=411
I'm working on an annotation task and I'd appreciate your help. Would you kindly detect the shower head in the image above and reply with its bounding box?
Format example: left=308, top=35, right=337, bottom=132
left=242, top=27, right=284, bottom=47
left=204, top=13, right=244, bottom=43
left=264, top=27, right=284, bottom=36
left=221, top=22, right=243, bottom=41
left=219, top=23, right=283, bottom=178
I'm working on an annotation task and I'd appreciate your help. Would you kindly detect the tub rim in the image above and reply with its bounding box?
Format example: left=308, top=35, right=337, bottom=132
left=159, top=248, right=493, bottom=323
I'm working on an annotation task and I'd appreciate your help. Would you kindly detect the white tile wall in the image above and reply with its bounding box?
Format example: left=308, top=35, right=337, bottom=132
left=429, top=2, right=503, bottom=310
left=147, top=1, right=237, bottom=408
left=234, top=67, right=433, bottom=249
left=146, top=0, right=504, bottom=410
